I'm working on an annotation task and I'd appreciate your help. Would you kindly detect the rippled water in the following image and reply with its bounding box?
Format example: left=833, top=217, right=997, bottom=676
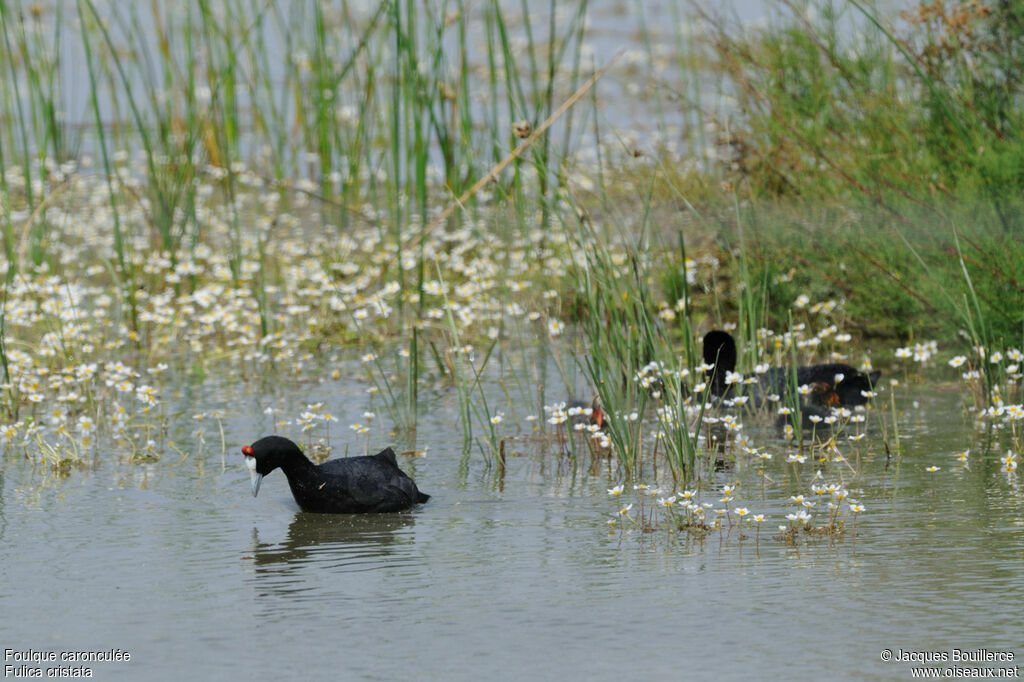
left=2, top=367, right=1021, bottom=681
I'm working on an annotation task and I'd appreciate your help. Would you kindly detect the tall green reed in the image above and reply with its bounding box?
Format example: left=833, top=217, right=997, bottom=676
left=76, top=0, right=136, bottom=331
left=951, top=231, right=997, bottom=402
left=362, top=341, right=418, bottom=437
left=81, top=0, right=194, bottom=255
left=0, top=267, right=12, bottom=418
left=0, top=0, right=71, bottom=267
left=569, top=201, right=706, bottom=482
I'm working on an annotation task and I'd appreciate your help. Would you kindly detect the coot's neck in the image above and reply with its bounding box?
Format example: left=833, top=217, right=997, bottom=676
left=274, top=446, right=318, bottom=477
left=706, top=350, right=733, bottom=394
left=703, top=332, right=737, bottom=395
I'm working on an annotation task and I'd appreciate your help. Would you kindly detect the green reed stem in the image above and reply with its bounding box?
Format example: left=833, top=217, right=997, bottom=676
left=786, top=312, right=803, bottom=449
left=76, top=0, right=136, bottom=332
left=953, top=231, right=996, bottom=402
left=81, top=0, right=167, bottom=240
left=0, top=1, right=36, bottom=213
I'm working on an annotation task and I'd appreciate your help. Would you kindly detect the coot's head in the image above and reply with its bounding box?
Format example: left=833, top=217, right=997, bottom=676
left=833, top=370, right=881, bottom=406
left=241, top=435, right=305, bottom=497
left=702, top=331, right=737, bottom=371
left=589, top=395, right=605, bottom=429
left=703, top=331, right=738, bottom=394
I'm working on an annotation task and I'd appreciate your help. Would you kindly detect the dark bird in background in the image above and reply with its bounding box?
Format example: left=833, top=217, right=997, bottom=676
left=703, top=330, right=880, bottom=407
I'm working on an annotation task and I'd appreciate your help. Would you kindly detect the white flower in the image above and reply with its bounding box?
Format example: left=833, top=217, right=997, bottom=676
left=74, top=414, right=96, bottom=435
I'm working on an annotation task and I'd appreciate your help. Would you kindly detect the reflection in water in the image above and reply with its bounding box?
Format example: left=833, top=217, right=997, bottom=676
left=249, top=512, right=418, bottom=567
left=244, top=512, right=420, bottom=611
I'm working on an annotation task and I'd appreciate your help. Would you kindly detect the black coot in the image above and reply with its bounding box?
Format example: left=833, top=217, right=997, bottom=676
left=242, top=435, right=430, bottom=513
left=703, top=330, right=880, bottom=406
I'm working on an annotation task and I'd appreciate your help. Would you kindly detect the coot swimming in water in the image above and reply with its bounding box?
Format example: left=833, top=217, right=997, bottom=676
left=242, top=435, right=430, bottom=513
left=703, top=330, right=880, bottom=407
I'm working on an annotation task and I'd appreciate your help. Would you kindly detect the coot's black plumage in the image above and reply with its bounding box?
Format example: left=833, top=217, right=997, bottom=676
left=776, top=381, right=841, bottom=429
left=242, top=435, right=430, bottom=513
left=703, top=330, right=880, bottom=407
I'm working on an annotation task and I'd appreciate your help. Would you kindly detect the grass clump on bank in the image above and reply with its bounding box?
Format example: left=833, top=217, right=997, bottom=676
left=699, top=1, right=1024, bottom=212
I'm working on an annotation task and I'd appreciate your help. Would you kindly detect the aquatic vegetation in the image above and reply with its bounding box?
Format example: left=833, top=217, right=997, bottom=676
left=0, top=1, right=1021, bottom=555
left=4, top=151, right=1016, bottom=548
left=604, top=462, right=866, bottom=546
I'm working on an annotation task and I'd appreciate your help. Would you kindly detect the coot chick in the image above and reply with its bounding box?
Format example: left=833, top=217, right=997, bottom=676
left=242, top=435, right=430, bottom=513
left=566, top=395, right=605, bottom=429
left=703, top=330, right=880, bottom=406
left=776, top=382, right=840, bottom=430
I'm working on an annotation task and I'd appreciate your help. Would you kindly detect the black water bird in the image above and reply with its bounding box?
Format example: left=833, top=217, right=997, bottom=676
left=242, top=435, right=430, bottom=513
left=703, top=330, right=880, bottom=407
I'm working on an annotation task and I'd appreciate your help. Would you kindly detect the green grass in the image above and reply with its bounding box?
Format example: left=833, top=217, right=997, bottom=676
left=699, top=0, right=1024, bottom=211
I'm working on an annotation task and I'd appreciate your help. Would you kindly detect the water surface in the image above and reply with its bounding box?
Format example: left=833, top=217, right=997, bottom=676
left=2, top=373, right=1020, bottom=681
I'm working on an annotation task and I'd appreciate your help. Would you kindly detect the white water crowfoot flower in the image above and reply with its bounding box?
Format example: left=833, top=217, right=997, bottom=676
left=1001, top=451, right=1017, bottom=472
left=0, top=422, right=21, bottom=446
left=607, top=484, right=624, bottom=497
left=544, top=403, right=569, bottom=425
left=76, top=415, right=96, bottom=436
left=786, top=510, right=812, bottom=525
